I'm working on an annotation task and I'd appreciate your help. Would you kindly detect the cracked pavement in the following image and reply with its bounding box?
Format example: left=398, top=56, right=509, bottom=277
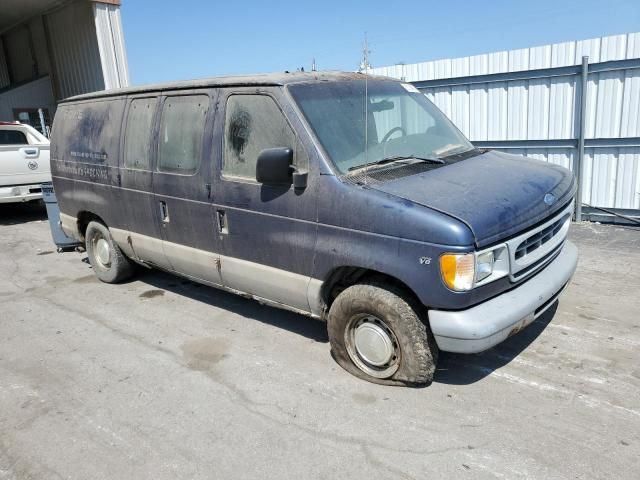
left=1, top=202, right=639, bottom=479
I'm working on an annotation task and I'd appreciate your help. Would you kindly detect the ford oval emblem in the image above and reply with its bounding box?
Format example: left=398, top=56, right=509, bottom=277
left=543, top=193, right=556, bottom=206
left=28, top=160, right=38, bottom=170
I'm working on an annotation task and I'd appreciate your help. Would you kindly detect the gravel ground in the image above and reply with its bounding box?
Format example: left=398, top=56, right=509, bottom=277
left=1, top=202, right=639, bottom=479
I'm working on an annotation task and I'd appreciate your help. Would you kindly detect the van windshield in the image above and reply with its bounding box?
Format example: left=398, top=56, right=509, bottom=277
left=288, top=80, right=474, bottom=174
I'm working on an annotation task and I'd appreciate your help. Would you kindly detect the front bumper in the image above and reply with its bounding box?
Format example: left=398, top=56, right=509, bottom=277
left=0, top=184, right=44, bottom=203
left=429, top=240, right=578, bottom=353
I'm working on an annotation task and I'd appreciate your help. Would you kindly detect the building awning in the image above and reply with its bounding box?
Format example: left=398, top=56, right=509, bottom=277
left=0, top=0, right=121, bottom=34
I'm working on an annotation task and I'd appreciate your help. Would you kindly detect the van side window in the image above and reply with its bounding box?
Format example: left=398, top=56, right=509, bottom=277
left=124, top=98, right=156, bottom=170
left=223, top=95, right=297, bottom=180
left=158, top=95, right=208, bottom=174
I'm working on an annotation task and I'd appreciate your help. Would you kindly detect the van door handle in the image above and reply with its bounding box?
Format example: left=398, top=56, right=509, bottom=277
left=217, top=209, right=228, bottom=234
left=159, top=201, right=170, bottom=223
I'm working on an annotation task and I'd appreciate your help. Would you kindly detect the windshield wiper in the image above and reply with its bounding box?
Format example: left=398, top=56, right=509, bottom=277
left=348, top=155, right=444, bottom=172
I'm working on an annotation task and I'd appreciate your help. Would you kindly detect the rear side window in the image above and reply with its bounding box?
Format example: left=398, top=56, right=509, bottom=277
left=52, top=100, right=125, bottom=165
left=158, top=95, right=208, bottom=174
left=223, top=94, right=296, bottom=180
left=0, top=129, right=28, bottom=145
left=124, top=98, right=156, bottom=170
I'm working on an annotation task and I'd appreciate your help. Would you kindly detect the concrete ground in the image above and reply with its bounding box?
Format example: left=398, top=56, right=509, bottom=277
left=1, top=202, right=639, bottom=480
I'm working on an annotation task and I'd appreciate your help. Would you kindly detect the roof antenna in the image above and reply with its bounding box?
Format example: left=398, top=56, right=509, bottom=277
left=312, top=58, right=316, bottom=72
left=361, top=33, right=371, bottom=185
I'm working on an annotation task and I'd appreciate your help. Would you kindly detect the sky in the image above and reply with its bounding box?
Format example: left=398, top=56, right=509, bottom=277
left=121, top=0, right=640, bottom=86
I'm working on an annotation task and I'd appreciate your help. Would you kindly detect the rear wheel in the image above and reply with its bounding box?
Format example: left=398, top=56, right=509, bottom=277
left=327, top=281, right=438, bottom=386
left=85, top=221, right=134, bottom=283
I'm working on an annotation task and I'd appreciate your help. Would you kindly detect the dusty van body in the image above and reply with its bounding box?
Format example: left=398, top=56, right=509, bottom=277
left=50, top=72, right=578, bottom=386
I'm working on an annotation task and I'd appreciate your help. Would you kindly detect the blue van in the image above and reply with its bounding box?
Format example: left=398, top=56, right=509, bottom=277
left=50, top=72, right=578, bottom=386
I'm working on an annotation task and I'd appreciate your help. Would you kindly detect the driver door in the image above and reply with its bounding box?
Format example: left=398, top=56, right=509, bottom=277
left=213, top=88, right=318, bottom=311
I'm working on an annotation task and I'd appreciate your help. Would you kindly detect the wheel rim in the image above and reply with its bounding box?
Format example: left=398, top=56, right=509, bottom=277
left=93, top=236, right=111, bottom=268
left=344, top=314, right=400, bottom=378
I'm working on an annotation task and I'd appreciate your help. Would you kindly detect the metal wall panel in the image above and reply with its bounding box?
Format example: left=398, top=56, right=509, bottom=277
left=487, top=84, right=508, bottom=140
left=28, top=16, right=52, bottom=77
left=3, top=25, right=33, bottom=83
left=469, top=84, right=487, bottom=140
left=621, top=71, right=640, bottom=136
left=46, top=1, right=105, bottom=100
left=371, top=32, right=640, bottom=213
left=0, top=37, right=9, bottom=88
left=0, top=75, right=55, bottom=120
left=0, top=16, right=52, bottom=84
left=93, top=2, right=130, bottom=89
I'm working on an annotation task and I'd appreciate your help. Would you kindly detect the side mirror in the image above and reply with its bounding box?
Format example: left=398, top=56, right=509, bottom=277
left=256, top=147, right=293, bottom=184
left=256, top=147, right=307, bottom=189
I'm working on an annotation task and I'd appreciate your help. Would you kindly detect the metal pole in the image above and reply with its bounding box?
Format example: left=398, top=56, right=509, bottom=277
left=575, top=56, right=588, bottom=222
left=38, top=108, right=47, bottom=137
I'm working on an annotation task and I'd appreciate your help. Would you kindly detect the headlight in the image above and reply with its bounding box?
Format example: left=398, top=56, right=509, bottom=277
left=440, top=245, right=509, bottom=291
left=475, top=250, right=495, bottom=283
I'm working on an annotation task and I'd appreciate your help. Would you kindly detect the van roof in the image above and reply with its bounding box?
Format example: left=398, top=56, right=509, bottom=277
left=61, top=71, right=396, bottom=103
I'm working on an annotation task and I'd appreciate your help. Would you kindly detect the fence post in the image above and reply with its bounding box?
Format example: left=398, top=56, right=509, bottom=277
left=575, top=56, right=589, bottom=222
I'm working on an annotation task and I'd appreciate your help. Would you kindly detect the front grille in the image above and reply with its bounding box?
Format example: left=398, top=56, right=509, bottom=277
left=515, top=214, right=568, bottom=260
left=507, top=202, right=573, bottom=282
left=513, top=242, right=564, bottom=280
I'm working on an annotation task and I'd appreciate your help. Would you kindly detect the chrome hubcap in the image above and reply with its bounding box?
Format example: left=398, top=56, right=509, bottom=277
left=354, top=322, right=394, bottom=366
left=345, top=315, right=400, bottom=378
left=95, top=237, right=111, bottom=267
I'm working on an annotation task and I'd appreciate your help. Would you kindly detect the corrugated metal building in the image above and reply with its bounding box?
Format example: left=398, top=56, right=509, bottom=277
left=372, top=33, right=640, bottom=221
left=0, top=0, right=129, bottom=134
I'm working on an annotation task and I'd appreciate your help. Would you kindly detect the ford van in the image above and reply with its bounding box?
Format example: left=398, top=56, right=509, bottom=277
left=50, top=72, right=578, bottom=386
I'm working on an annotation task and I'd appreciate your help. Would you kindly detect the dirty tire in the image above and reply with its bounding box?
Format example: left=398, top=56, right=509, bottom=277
left=85, top=221, right=134, bottom=283
left=328, top=282, right=438, bottom=387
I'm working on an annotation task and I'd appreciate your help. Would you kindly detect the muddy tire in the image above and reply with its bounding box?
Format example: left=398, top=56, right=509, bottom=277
left=328, top=282, right=438, bottom=387
left=85, top=221, right=134, bottom=283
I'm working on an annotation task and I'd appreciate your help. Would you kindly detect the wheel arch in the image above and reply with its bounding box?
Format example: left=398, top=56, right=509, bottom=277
left=76, top=211, right=107, bottom=242
left=319, top=266, right=424, bottom=314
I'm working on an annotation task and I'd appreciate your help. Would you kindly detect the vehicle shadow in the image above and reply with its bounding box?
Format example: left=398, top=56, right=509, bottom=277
left=0, top=201, right=47, bottom=225
left=434, top=302, right=558, bottom=385
left=115, top=264, right=558, bottom=382
left=135, top=267, right=330, bottom=343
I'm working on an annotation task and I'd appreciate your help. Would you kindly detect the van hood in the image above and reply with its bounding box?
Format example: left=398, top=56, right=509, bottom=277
left=368, top=150, right=576, bottom=248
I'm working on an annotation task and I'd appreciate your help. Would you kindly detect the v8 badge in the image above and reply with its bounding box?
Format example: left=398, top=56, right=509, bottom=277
left=419, top=256, right=431, bottom=265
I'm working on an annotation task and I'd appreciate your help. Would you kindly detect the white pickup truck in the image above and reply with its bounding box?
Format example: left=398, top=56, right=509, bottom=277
left=0, top=121, right=51, bottom=203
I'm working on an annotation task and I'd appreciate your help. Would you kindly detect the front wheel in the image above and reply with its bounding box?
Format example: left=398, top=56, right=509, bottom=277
left=327, top=282, right=438, bottom=386
left=85, top=221, right=134, bottom=283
